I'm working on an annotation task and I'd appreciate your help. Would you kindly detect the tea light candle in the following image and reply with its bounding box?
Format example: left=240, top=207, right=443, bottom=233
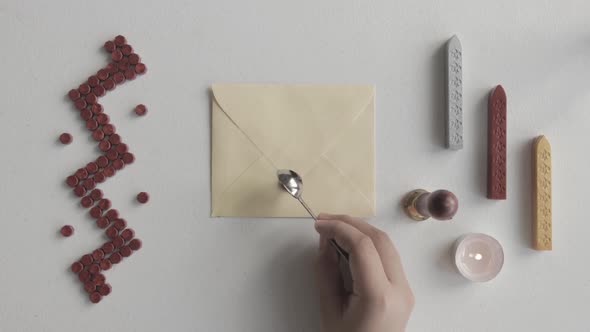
left=453, top=233, right=504, bottom=282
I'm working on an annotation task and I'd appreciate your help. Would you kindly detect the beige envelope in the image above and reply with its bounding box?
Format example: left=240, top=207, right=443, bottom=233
left=211, top=84, right=375, bottom=218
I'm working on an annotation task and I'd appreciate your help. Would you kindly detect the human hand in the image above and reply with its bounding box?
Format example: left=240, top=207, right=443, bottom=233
left=314, top=214, right=414, bottom=332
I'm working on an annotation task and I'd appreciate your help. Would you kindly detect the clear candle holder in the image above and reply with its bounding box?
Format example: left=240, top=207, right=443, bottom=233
left=453, top=233, right=504, bottom=282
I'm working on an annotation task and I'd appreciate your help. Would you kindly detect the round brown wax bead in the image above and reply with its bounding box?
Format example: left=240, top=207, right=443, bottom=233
left=103, top=78, right=115, bottom=91
left=79, top=270, right=91, bottom=283
left=91, top=104, right=103, bottom=114
left=92, top=129, right=105, bottom=141
left=99, top=259, right=112, bottom=271
left=89, top=206, right=102, bottom=219
left=93, top=85, right=105, bottom=97
left=97, top=69, right=109, bottom=81
left=428, top=190, right=459, bottom=220
left=111, top=50, right=123, bottom=62
left=117, top=62, right=129, bottom=72
left=106, top=226, right=118, bottom=239
left=71, top=262, right=84, bottom=274
left=94, top=172, right=106, bottom=183
left=88, top=76, right=100, bottom=88
left=66, top=175, right=78, bottom=188
left=89, top=292, right=102, bottom=304
left=120, top=246, right=132, bottom=257
left=60, top=225, right=74, bottom=237
left=90, top=189, right=103, bottom=201
left=80, top=196, right=94, bottom=208
left=86, top=162, right=99, bottom=174
left=107, top=63, right=119, bottom=74
left=105, top=209, right=118, bottom=220
left=112, top=159, right=125, bottom=170
left=134, top=104, right=147, bottom=116
left=83, top=178, right=96, bottom=190
left=74, top=98, right=87, bottom=110
left=106, top=149, right=118, bottom=161
left=98, top=199, right=111, bottom=210
left=99, top=140, right=111, bottom=152
left=121, top=44, right=133, bottom=55
left=109, top=134, right=121, bottom=145
left=128, top=53, right=140, bottom=65
left=85, top=93, right=97, bottom=105
left=134, top=63, right=147, bottom=74
left=124, top=69, right=136, bottom=80
left=96, top=113, right=109, bottom=125
left=109, top=252, right=122, bottom=264
left=114, top=35, right=126, bottom=46
left=129, top=238, right=142, bottom=251
left=103, top=166, right=115, bottom=177
left=59, top=133, right=72, bottom=144
left=96, top=156, right=109, bottom=168
left=113, top=72, right=125, bottom=84
left=79, top=83, right=91, bottom=95
left=84, top=281, right=97, bottom=293
left=88, top=264, right=100, bottom=275
left=115, top=143, right=128, bottom=154
left=81, top=109, right=93, bottom=121
left=92, top=249, right=105, bottom=261
left=81, top=254, right=93, bottom=266
left=68, top=89, right=80, bottom=101
left=96, top=217, right=109, bottom=229
left=121, top=228, right=134, bottom=241
left=104, top=40, right=116, bottom=52
left=86, top=119, right=98, bottom=131
left=114, top=219, right=126, bottom=230
left=113, top=236, right=125, bottom=248
left=75, top=168, right=88, bottom=180
left=103, top=124, right=116, bottom=135
left=92, top=273, right=106, bottom=285
left=136, top=192, right=149, bottom=204
left=73, top=185, right=86, bottom=197
left=122, top=152, right=134, bottom=164
left=102, top=242, right=115, bottom=254
left=98, top=284, right=111, bottom=296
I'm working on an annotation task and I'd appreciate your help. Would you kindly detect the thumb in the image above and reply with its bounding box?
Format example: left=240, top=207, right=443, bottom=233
left=315, top=234, right=343, bottom=322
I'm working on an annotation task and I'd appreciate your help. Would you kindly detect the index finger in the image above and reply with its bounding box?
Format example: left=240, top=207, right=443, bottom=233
left=315, top=219, right=389, bottom=298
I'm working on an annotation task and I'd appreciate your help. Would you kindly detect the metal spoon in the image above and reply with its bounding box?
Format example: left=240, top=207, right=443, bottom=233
left=277, top=169, right=350, bottom=262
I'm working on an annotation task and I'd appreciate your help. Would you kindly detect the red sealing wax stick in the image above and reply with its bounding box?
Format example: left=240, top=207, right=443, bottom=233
left=487, top=85, right=507, bottom=200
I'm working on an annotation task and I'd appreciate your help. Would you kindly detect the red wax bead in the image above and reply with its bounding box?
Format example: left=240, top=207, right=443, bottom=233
left=114, top=219, right=126, bottom=230
left=135, top=63, right=147, bottom=74
left=129, top=238, right=142, bottom=251
left=105, top=209, right=119, bottom=221
left=92, top=273, right=106, bottom=285
left=97, top=69, right=109, bottom=80
left=128, top=53, right=140, bottom=65
left=106, top=226, right=118, bottom=239
left=109, top=134, right=121, bottom=145
left=93, top=85, right=105, bottom=97
left=103, top=78, right=115, bottom=91
left=103, top=166, right=116, bottom=177
left=136, top=192, right=149, bottom=204
left=90, top=189, right=103, bottom=201
left=103, top=124, right=116, bottom=135
left=124, top=68, right=136, bottom=80
left=121, top=228, right=135, bottom=241
left=113, top=236, right=125, bottom=248
left=96, top=113, right=109, bottom=125
left=89, top=292, right=102, bottom=304
left=83, top=178, right=96, bottom=190
left=134, top=104, right=147, bottom=116
left=106, top=149, right=118, bottom=161
left=98, top=199, right=111, bottom=210
left=102, top=242, right=115, bottom=254
left=112, top=159, right=125, bottom=170
left=115, top=143, right=128, bottom=154
left=99, top=259, right=112, bottom=271
left=86, top=119, right=99, bottom=131
left=114, top=35, right=126, bottom=46
left=96, top=156, right=109, bottom=168
left=71, top=261, right=84, bottom=273
left=66, top=175, right=78, bottom=188
left=81, top=254, right=94, bottom=266
left=88, top=264, right=100, bottom=275
left=85, top=93, right=97, bottom=105
left=89, top=206, right=102, bottom=219
left=109, top=252, right=122, bottom=264
left=120, top=246, right=132, bottom=257
left=59, top=133, right=73, bottom=144
left=113, top=72, right=125, bottom=84
left=74, top=98, right=87, bottom=110
left=92, top=249, right=105, bottom=261
left=79, top=270, right=91, bottom=283
left=68, top=89, right=80, bottom=101
left=98, top=284, right=112, bottom=296
left=111, top=50, right=123, bottom=62
left=91, top=104, right=103, bottom=114
left=96, top=217, right=109, bottom=229
left=104, top=41, right=116, bottom=52
left=88, top=76, right=100, bottom=88
left=84, top=281, right=97, bottom=293
left=92, top=129, right=105, bottom=141
left=122, top=152, right=135, bottom=164
left=121, top=44, right=133, bottom=55
left=80, top=109, right=93, bottom=121
left=73, top=185, right=87, bottom=197
left=107, top=63, right=118, bottom=74
left=99, top=140, right=111, bottom=152
left=80, top=196, right=94, bottom=208
left=94, top=172, right=106, bottom=183
left=60, top=225, right=74, bottom=237
left=75, top=168, right=88, bottom=180
left=118, top=62, right=129, bottom=72
left=86, top=162, right=99, bottom=174
left=79, top=84, right=91, bottom=95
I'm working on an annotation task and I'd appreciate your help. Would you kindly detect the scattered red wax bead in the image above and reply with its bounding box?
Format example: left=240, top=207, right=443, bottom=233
left=92, top=129, right=105, bottom=141
left=105, top=208, right=119, bottom=220
left=89, top=292, right=102, bottom=304
left=136, top=192, right=149, bottom=204
left=91, top=104, right=103, bottom=114
left=75, top=168, right=89, bottom=180
left=129, top=238, right=142, bottom=251
left=111, top=50, right=123, bottom=62
left=120, top=246, right=132, bottom=257
left=104, top=41, right=116, bottom=52
left=134, top=104, right=147, bottom=116
left=109, top=134, right=121, bottom=145
left=103, top=166, right=116, bottom=177
left=121, top=228, right=135, bottom=241
left=86, top=162, right=99, bottom=174
left=81, top=254, right=94, bottom=266
left=103, top=78, right=115, bottom=91
left=112, top=159, right=125, bottom=170
left=59, top=133, right=73, bottom=144
left=128, top=53, right=140, bottom=65
left=71, top=262, right=84, bottom=273
left=96, top=156, right=109, bottom=168
left=88, top=264, right=100, bottom=274
left=106, top=149, right=118, bottom=161
left=134, top=63, right=147, bottom=74
left=90, top=188, right=103, bottom=201
left=99, top=259, right=112, bottom=271
left=66, top=175, right=79, bottom=188
left=73, top=185, right=87, bottom=197
left=92, top=249, right=105, bottom=261
left=79, top=270, right=91, bottom=282
left=122, top=152, right=134, bottom=164
left=96, top=113, right=109, bottom=125
left=98, top=140, right=111, bottom=152
left=81, top=109, right=93, bottom=121
left=109, top=252, right=122, bottom=264
left=94, top=172, right=106, bottom=183
left=84, top=281, right=97, bottom=293
left=60, top=225, right=74, bottom=237
left=114, top=35, right=126, bottom=46
left=80, top=196, right=94, bottom=208
left=98, top=199, right=111, bottom=210
left=68, top=89, right=80, bottom=101
left=102, top=242, right=115, bottom=254
left=88, top=76, right=100, bottom=88
left=99, top=284, right=112, bottom=296
left=74, top=98, right=87, bottom=110
left=113, top=236, right=125, bottom=248
left=106, top=226, right=118, bottom=239
left=114, top=219, right=126, bottom=230
left=96, top=217, right=110, bottom=229
left=79, top=84, right=91, bottom=95
left=89, top=206, right=102, bottom=219
left=103, top=124, right=116, bottom=135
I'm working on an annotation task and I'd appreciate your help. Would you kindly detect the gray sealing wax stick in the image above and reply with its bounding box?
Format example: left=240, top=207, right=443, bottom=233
left=446, top=35, right=463, bottom=150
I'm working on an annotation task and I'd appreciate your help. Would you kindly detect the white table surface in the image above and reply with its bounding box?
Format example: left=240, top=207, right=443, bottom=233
left=1, top=1, right=589, bottom=331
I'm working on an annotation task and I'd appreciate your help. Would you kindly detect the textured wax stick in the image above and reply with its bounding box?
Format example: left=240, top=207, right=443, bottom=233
left=533, top=136, right=552, bottom=250
left=487, top=85, right=507, bottom=199
left=446, top=35, right=463, bottom=150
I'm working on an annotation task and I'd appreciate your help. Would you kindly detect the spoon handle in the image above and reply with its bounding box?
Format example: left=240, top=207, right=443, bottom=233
left=298, top=198, right=350, bottom=262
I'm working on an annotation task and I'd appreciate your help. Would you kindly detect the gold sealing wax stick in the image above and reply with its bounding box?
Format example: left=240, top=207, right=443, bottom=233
left=533, top=135, right=552, bottom=250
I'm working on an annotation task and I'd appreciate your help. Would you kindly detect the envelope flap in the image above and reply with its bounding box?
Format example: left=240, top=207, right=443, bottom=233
left=212, top=84, right=375, bottom=169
